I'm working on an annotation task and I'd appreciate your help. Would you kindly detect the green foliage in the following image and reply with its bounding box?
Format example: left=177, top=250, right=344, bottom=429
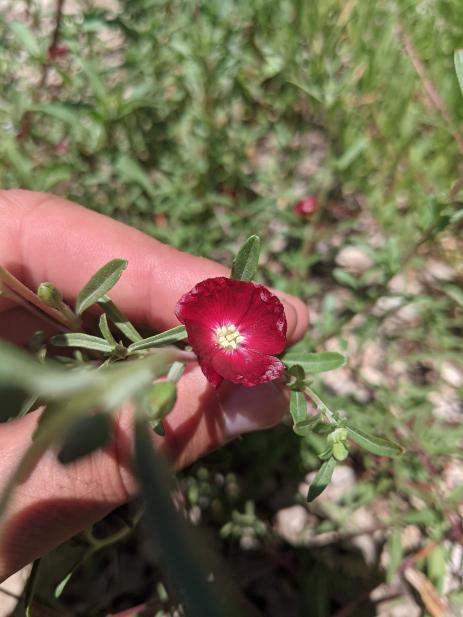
left=75, top=259, right=128, bottom=315
left=98, top=295, right=143, bottom=343
left=344, top=422, right=404, bottom=457
left=230, top=235, right=261, bottom=281
left=1, top=0, right=463, bottom=613
left=57, top=414, right=114, bottom=465
left=283, top=351, right=347, bottom=373
left=51, top=332, right=116, bottom=353
left=128, top=325, right=187, bottom=352
left=307, top=457, right=337, bottom=502
left=135, top=420, right=243, bottom=617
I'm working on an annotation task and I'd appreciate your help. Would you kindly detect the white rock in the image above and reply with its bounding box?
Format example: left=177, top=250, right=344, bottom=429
left=321, top=368, right=370, bottom=403
left=376, top=594, right=421, bottom=617
left=388, top=273, right=422, bottom=295
left=429, top=388, right=463, bottom=422
left=443, top=460, right=463, bottom=492
left=336, top=246, right=374, bottom=274
left=424, top=259, right=455, bottom=282
left=443, top=542, right=463, bottom=594
left=346, top=507, right=379, bottom=565
left=274, top=505, right=315, bottom=545
left=441, top=362, right=463, bottom=388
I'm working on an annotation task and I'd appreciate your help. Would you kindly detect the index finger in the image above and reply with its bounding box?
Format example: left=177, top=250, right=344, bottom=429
left=0, top=190, right=309, bottom=343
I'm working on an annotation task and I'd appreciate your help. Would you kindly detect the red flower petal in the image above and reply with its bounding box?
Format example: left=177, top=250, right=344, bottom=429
left=238, top=285, right=286, bottom=354
left=209, top=347, right=285, bottom=387
left=176, top=277, right=288, bottom=387
left=176, top=277, right=256, bottom=328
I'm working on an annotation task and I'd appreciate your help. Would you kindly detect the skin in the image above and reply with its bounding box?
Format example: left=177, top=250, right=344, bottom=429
left=0, top=189, right=309, bottom=581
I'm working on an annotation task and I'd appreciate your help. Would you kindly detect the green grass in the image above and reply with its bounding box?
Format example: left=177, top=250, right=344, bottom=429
left=1, top=0, right=462, bottom=615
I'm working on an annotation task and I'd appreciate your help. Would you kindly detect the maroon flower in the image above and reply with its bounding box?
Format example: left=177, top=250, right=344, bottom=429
left=48, top=45, right=69, bottom=60
left=293, top=196, right=320, bottom=217
left=175, top=277, right=287, bottom=387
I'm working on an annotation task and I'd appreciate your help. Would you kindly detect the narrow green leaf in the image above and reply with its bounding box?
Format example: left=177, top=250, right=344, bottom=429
left=24, top=559, right=41, bottom=617
left=116, top=154, right=157, bottom=198
left=167, top=361, right=185, bottom=382
left=293, top=416, right=321, bottom=437
left=153, top=421, right=165, bottom=436
left=427, top=544, right=446, bottom=591
left=307, top=457, right=337, bottom=502
left=144, top=381, right=177, bottom=425
left=231, top=235, right=261, bottom=281
left=0, top=339, right=99, bottom=399
left=98, top=295, right=142, bottom=342
left=57, top=414, right=113, bottom=465
left=334, top=136, right=367, bottom=171
left=9, top=21, right=41, bottom=57
left=135, top=420, right=241, bottom=617
left=289, top=391, right=306, bottom=427
left=443, top=283, right=463, bottom=307
left=333, top=268, right=359, bottom=289
left=454, top=50, right=463, bottom=96
left=51, top=333, right=114, bottom=353
left=99, top=313, right=118, bottom=346
left=332, top=441, right=349, bottom=461
left=344, top=423, right=404, bottom=457
left=54, top=572, right=73, bottom=599
left=31, top=102, right=81, bottom=125
left=0, top=351, right=175, bottom=518
left=33, top=353, right=175, bottom=446
left=75, top=259, right=128, bottom=315
left=283, top=351, right=347, bottom=373
left=128, top=325, right=187, bottom=352
left=80, top=59, right=108, bottom=102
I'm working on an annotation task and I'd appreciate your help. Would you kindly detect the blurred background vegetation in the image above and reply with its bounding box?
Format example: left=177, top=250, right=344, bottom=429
left=0, top=0, right=463, bottom=615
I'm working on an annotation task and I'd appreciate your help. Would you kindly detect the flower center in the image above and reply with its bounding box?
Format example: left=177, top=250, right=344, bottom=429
left=215, top=324, right=245, bottom=351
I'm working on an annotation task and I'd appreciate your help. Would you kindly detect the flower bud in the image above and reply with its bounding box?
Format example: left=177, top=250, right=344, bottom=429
left=37, top=282, right=63, bottom=309
left=332, top=442, right=349, bottom=461
left=327, top=427, right=348, bottom=445
left=146, top=381, right=177, bottom=423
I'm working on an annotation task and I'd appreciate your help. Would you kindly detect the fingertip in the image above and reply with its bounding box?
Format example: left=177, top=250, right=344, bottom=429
left=289, top=295, right=310, bottom=342
left=279, top=294, right=309, bottom=345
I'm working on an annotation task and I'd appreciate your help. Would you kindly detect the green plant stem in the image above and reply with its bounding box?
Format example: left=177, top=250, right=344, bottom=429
left=0, top=266, right=82, bottom=331
left=0, top=285, right=68, bottom=333
left=304, top=385, right=338, bottom=425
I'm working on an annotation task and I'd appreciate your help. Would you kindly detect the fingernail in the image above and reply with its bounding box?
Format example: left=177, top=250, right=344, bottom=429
left=280, top=299, right=297, bottom=338
left=218, top=382, right=287, bottom=440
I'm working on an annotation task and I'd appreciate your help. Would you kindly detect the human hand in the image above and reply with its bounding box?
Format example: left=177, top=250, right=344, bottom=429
left=0, top=189, right=309, bottom=581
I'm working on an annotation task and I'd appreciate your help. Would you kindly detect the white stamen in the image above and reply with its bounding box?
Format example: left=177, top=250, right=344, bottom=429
left=215, top=324, right=245, bottom=351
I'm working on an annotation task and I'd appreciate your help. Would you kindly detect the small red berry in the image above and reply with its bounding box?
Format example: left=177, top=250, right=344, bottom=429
left=293, top=196, right=320, bottom=217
